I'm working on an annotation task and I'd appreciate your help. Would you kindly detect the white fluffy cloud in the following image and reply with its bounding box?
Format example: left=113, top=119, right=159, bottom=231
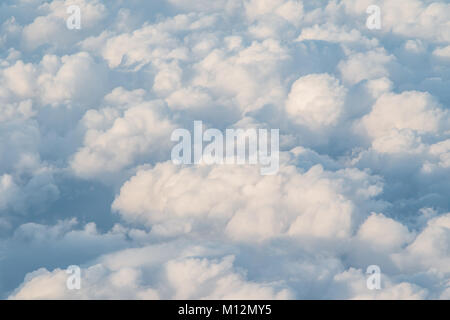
left=22, top=0, right=106, bottom=50
left=286, top=73, right=347, bottom=129
left=359, top=91, right=448, bottom=139
left=1, top=0, right=449, bottom=300
left=112, top=155, right=384, bottom=243
left=356, top=213, right=415, bottom=252
left=9, top=242, right=292, bottom=299
left=393, top=214, right=450, bottom=274
left=0, top=52, right=107, bottom=106
left=343, top=0, right=450, bottom=42
left=70, top=89, right=176, bottom=179
left=338, top=48, right=395, bottom=85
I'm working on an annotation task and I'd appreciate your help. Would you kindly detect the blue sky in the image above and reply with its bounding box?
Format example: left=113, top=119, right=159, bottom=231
left=0, top=0, right=449, bottom=299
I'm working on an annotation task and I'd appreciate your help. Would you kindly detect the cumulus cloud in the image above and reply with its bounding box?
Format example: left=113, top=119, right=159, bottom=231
left=338, top=48, right=395, bottom=85
left=356, top=213, right=415, bottom=252
left=9, top=242, right=292, bottom=299
left=286, top=73, right=347, bottom=129
left=112, top=154, right=385, bottom=243
left=393, top=213, right=450, bottom=274
left=0, top=52, right=108, bottom=106
left=70, top=90, right=176, bottom=179
left=1, top=0, right=449, bottom=300
left=358, top=91, right=448, bottom=139
left=21, top=0, right=106, bottom=50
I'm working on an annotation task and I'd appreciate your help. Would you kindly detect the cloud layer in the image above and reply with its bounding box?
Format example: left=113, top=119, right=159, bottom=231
left=0, top=0, right=449, bottom=300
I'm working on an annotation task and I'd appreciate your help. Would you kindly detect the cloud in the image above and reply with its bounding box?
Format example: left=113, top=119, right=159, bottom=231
left=433, top=46, right=450, bottom=60
left=359, top=91, right=448, bottom=139
left=296, top=23, right=378, bottom=47
left=393, top=213, right=450, bottom=274
left=70, top=90, right=176, bottom=179
left=9, top=242, right=292, bottom=299
left=21, top=0, right=106, bottom=50
left=286, top=73, right=347, bottom=129
left=1, top=0, right=449, bottom=300
left=356, top=213, right=415, bottom=251
left=343, top=0, right=450, bottom=43
left=338, top=48, right=395, bottom=85
left=0, top=52, right=108, bottom=106
left=112, top=155, right=385, bottom=243
left=326, top=268, right=428, bottom=300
